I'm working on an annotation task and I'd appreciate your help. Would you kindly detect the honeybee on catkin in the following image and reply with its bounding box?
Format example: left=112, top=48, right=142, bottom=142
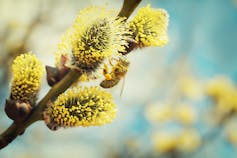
left=100, top=57, right=130, bottom=89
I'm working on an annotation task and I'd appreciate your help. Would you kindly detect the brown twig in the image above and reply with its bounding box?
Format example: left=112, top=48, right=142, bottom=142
left=118, top=0, right=142, bottom=19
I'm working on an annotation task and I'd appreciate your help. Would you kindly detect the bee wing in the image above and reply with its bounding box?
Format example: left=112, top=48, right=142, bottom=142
left=120, top=76, right=126, bottom=97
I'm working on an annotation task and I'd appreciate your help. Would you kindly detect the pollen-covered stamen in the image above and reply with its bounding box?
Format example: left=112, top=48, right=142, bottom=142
left=66, top=6, right=131, bottom=73
left=82, top=19, right=110, bottom=51
left=128, top=4, right=169, bottom=47
left=72, top=19, right=111, bottom=71
left=44, top=86, right=117, bottom=130
left=10, top=53, right=44, bottom=103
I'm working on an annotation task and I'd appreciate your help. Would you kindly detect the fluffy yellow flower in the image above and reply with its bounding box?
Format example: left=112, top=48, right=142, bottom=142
left=44, top=86, right=117, bottom=130
left=152, top=132, right=177, bottom=153
left=174, top=104, right=197, bottom=125
left=177, top=129, right=201, bottom=152
left=206, top=76, right=237, bottom=113
left=129, top=4, right=169, bottom=47
left=54, top=28, right=73, bottom=68
left=56, top=6, right=130, bottom=72
left=206, top=76, right=235, bottom=99
left=145, top=103, right=173, bottom=123
left=153, top=129, right=201, bottom=153
left=179, top=76, right=203, bottom=100
left=11, top=53, right=43, bottom=102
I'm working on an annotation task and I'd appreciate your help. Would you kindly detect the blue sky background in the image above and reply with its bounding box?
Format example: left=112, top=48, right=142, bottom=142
left=0, top=0, right=237, bottom=157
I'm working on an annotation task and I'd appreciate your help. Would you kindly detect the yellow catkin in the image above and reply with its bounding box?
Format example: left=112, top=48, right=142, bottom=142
left=129, top=4, right=169, bottom=47
left=206, top=77, right=235, bottom=99
left=45, top=86, right=117, bottom=129
left=145, top=103, right=173, bottom=123
left=11, top=53, right=43, bottom=102
left=206, top=77, right=237, bottom=112
left=177, top=129, right=201, bottom=152
left=55, top=6, right=131, bottom=72
left=54, top=28, right=73, bottom=68
left=152, top=132, right=177, bottom=153
left=174, top=104, right=197, bottom=125
left=179, top=76, right=203, bottom=100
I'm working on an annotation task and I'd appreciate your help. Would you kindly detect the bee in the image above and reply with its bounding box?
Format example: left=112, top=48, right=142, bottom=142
left=100, top=58, right=130, bottom=92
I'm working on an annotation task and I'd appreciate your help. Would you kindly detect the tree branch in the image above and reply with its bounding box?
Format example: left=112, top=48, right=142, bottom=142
left=0, top=69, right=82, bottom=149
left=118, top=0, right=142, bottom=18
left=0, top=0, right=142, bottom=150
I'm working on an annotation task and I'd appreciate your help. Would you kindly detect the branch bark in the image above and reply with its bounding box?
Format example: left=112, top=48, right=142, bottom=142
left=118, top=0, right=142, bottom=18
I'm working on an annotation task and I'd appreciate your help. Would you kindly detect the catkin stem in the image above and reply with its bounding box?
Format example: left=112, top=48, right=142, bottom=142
left=118, top=0, right=142, bottom=19
left=118, top=0, right=142, bottom=55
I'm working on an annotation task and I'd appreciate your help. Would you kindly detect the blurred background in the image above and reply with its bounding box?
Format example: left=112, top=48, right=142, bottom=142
left=1, top=0, right=237, bottom=157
